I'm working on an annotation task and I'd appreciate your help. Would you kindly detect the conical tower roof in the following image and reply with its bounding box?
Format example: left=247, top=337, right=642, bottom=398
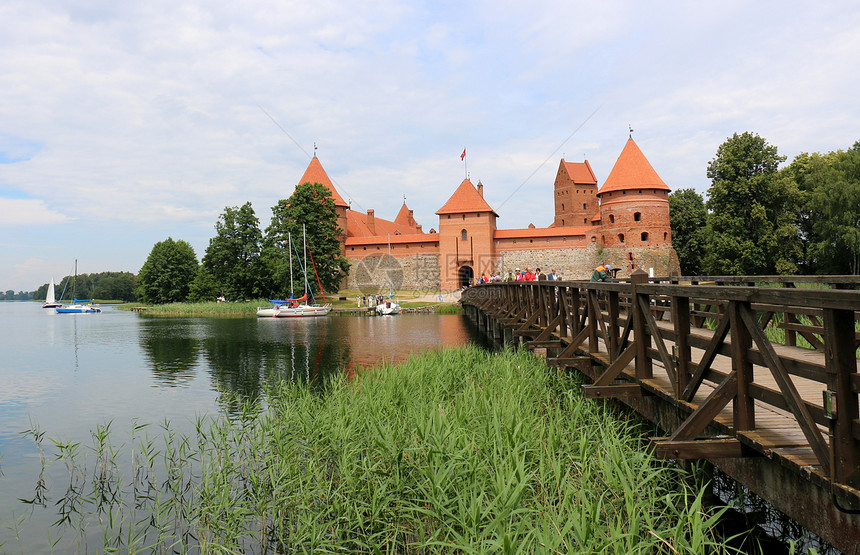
left=394, top=202, right=415, bottom=227
left=436, top=178, right=498, bottom=216
left=297, top=156, right=348, bottom=208
left=598, top=139, right=669, bottom=194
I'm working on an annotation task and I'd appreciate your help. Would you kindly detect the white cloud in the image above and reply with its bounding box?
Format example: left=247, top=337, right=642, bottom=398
left=1, top=0, right=860, bottom=289
left=0, top=199, right=72, bottom=225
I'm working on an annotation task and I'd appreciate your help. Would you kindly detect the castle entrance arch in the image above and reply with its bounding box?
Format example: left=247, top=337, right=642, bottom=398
left=458, top=266, right=474, bottom=289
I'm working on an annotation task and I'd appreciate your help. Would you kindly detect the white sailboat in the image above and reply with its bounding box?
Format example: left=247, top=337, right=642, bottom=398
left=42, top=277, right=62, bottom=308
left=56, top=260, right=101, bottom=314
left=257, top=226, right=331, bottom=318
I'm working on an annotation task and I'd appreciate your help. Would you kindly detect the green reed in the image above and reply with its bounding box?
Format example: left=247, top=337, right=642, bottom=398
left=6, top=347, right=747, bottom=552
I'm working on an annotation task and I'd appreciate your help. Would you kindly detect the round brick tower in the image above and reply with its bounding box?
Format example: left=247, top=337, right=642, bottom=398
left=597, top=138, right=671, bottom=251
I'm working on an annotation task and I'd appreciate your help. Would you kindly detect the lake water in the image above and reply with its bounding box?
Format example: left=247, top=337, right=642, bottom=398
left=0, top=301, right=478, bottom=550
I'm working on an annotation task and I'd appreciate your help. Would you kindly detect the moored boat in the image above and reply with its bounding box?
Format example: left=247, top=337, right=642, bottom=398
left=42, top=277, right=62, bottom=308
left=256, top=227, right=331, bottom=318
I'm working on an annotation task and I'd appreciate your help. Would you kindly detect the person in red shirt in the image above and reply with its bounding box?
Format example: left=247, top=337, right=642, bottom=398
left=524, top=268, right=536, bottom=281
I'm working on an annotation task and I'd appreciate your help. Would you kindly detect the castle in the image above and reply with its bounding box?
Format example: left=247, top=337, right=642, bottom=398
left=293, top=137, right=679, bottom=292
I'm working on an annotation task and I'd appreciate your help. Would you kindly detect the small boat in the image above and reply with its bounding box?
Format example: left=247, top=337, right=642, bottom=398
left=56, top=260, right=101, bottom=314
left=42, top=277, right=62, bottom=308
left=257, top=227, right=331, bottom=318
left=375, top=298, right=401, bottom=315
left=56, top=299, right=102, bottom=314
left=257, top=298, right=332, bottom=318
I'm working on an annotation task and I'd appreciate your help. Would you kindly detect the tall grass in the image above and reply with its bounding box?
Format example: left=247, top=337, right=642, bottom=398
left=7, top=347, right=742, bottom=552
left=124, top=301, right=263, bottom=317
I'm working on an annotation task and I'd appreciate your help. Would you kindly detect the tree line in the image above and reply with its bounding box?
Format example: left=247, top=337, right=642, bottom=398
left=32, top=272, right=138, bottom=302
left=136, top=182, right=349, bottom=304
left=670, top=133, right=860, bottom=276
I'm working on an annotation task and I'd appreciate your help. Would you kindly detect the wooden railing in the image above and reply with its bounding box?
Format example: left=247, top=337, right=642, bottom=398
left=461, top=274, right=860, bottom=500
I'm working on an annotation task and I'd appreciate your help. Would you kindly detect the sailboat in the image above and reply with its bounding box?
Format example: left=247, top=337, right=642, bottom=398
left=42, top=277, right=62, bottom=308
left=375, top=235, right=401, bottom=315
left=256, top=226, right=331, bottom=318
left=56, top=260, right=101, bottom=314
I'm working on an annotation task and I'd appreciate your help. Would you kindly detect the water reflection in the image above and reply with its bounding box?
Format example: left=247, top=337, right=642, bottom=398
left=134, top=314, right=473, bottom=411
left=139, top=319, right=202, bottom=385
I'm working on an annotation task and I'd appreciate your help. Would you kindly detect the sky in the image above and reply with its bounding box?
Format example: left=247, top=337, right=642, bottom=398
left=2, top=0, right=859, bottom=292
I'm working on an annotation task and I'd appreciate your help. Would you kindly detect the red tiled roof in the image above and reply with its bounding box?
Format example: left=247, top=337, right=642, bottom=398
left=298, top=157, right=349, bottom=208
left=345, top=233, right=438, bottom=247
left=346, top=209, right=426, bottom=238
left=494, top=225, right=597, bottom=239
left=436, top=179, right=498, bottom=216
left=598, top=139, right=669, bottom=194
left=561, top=159, right=598, bottom=184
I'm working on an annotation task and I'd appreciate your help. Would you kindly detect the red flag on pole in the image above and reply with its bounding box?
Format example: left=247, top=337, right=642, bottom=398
left=460, top=148, right=466, bottom=161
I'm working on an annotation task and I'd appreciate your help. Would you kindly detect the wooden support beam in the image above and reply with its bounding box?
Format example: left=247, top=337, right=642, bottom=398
left=582, top=383, right=644, bottom=399
left=527, top=340, right=564, bottom=349
left=546, top=357, right=592, bottom=371
left=738, top=304, right=831, bottom=472
left=651, top=437, right=745, bottom=460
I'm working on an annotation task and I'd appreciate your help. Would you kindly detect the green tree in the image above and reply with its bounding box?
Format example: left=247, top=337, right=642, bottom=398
left=187, top=266, right=220, bottom=302
left=93, top=273, right=137, bottom=301
left=136, top=238, right=199, bottom=304
left=789, top=142, right=860, bottom=274
left=202, top=202, right=263, bottom=300
left=669, top=188, right=708, bottom=276
left=704, top=132, right=799, bottom=275
left=262, top=182, right=349, bottom=297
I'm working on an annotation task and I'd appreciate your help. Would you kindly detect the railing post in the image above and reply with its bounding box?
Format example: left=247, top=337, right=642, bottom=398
left=672, top=294, right=691, bottom=398
left=571, top=285, right=581, bottom=336
left=729, top=300, right=755, bottom=431
left=608, top=289, right=620, bottom=360
left=631, top=269, right=652, bottom=379
left=823, top=307, right=860, bottom=487
left=587, top=289, right=599, bottom=353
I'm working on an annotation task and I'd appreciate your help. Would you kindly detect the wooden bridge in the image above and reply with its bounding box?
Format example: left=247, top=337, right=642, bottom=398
left=461, top=272, right=860, bottom=553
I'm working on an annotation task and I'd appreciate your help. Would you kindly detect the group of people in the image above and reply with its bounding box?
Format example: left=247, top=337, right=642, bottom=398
left=470, top=263, right=616, bottom=286
left=473, top=268, right=561, bottom=285
left=356, top=294, right=388, bottom=307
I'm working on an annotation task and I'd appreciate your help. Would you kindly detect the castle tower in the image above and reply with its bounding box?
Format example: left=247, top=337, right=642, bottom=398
left=297, top=155, right=349, bottom=245
left=597, top=138, right=671, bottom=251
left=436, top=178, right=498, bottom=290
left=553, top=159, right=599, bottom=227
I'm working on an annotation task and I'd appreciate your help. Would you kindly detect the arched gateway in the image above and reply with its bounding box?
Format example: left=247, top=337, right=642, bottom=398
left=458, top=266, right=474, bottom=289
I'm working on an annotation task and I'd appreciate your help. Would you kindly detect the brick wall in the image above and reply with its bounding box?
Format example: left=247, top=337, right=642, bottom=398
left=345, top=253, right=440, bottom=292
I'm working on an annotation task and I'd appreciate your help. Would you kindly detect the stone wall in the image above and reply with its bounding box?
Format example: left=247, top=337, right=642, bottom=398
left=495, top=243, right=679, bottom=280
left=345, top=253, right=440, bottom=292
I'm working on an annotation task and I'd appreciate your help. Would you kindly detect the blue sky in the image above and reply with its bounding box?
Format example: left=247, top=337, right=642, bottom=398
left=2, top=0, right=859, bottom=291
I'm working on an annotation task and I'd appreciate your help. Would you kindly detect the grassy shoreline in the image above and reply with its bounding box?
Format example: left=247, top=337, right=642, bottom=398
left=8, top=346, right=740, bottom=552
left=119, top=298, right=463, bottom=316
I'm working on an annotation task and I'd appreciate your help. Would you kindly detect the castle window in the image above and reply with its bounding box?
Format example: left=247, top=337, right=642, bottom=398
left=618, top=233, right=625, bottom=243
left=582, top=203, right=586, bottom=210
left=447, top=215, right=450, bottom=219
left=609, top=214, right=615, bottom=224
left=629, top=252, right=634, bottom=260
left=664, top=232, right=668, bottom=241
left=462, top=214, right=465, bottom=220
left=583, top=218, right=587, bottom=223
left=634, top=212, right=641, bottom=222
left=641, top=232, right=649, bottom=242
left=561, top=203, right=564, bottom=210
left=530, top=239, right=533, bottom=243
left=461, top=229, right=468, bottom=241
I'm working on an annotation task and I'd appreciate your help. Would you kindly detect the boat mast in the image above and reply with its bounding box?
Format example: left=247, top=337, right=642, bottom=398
left=303, top=224, right=308, bottom=300
left=288, top=233, right=294, bottom=298
left=73, top=259, right=77, bottom=301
